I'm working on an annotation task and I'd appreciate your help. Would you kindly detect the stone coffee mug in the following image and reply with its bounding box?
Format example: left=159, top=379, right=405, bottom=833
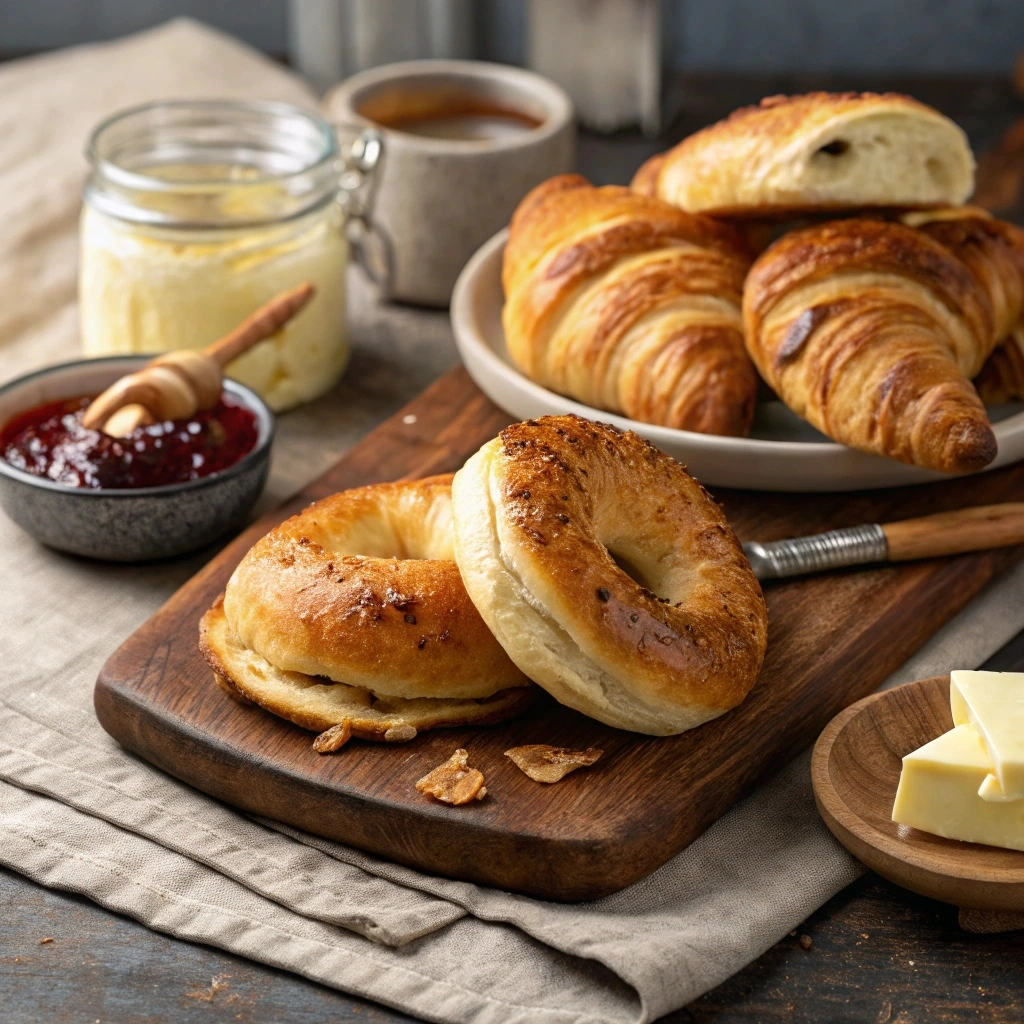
left=324, top=59, right=575, bottom=308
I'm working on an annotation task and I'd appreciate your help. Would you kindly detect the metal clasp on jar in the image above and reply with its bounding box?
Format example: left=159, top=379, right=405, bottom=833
left=336, top=127, right=393, bottom=294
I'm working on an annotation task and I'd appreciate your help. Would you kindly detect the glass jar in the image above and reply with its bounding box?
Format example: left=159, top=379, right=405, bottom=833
left=80, top=101, right=379, bottom=412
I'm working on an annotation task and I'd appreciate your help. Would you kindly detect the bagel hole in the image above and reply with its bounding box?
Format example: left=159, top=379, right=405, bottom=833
left=610, top=549, right=645, bottom=585
left=608, top=547, right=673, bottom=601
left=605, top=543, right=685, bottom=605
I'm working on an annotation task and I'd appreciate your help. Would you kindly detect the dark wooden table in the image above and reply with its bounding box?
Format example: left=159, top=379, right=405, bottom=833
left=4, top=73, right=1024, bottom=1023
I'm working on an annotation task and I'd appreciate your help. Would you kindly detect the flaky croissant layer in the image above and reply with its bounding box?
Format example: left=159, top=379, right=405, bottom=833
left=503, top=174, right=759, bottom=437
left=976, top=327, right=1024, bottom=405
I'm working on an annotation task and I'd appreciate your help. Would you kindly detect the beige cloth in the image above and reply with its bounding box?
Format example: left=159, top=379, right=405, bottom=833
left=0, top=18, right=316, bottom=381
left=2, top=20, right=1023, bottom=1023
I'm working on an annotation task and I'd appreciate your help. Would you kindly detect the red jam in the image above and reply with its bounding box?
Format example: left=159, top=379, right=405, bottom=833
left=1, top=395, right=259, bottom=489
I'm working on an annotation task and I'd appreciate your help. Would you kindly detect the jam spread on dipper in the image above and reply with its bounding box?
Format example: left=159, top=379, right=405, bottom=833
left=1, top=395, right=258, bottom=489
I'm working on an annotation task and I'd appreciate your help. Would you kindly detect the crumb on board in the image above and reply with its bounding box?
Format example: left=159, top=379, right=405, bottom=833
left=313, top=721, right=352, bottom=754
left=798, top=934, right=813, bottom=950
left=186, top=974, right=231, bottom=1003
left=416, top=749, right=486, bottom=805
left=39, top=937, right=53, bottom=945
left=504, top=744, right=603, bottom=783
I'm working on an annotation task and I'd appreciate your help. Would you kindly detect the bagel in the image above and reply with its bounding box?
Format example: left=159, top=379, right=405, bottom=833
left=451, top=415, right=768, bottom=735
left=223, top=475, right=530, bottom=700
left=200, top=597, right=535, bottom=745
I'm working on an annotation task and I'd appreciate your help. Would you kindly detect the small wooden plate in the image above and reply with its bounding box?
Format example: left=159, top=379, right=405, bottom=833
left=812, top=676, right=1024, bottom=911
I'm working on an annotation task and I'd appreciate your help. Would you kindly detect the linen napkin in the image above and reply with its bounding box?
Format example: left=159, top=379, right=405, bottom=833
left=4, top=506, right=1023, bottom=1023
left=2, top=20, right=1024, bottom=1024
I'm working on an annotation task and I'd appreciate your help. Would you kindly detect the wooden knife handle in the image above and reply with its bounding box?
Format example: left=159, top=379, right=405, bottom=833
left=882, top=503, right=1024, bottom=561
left=203, top=281, right=316, bottom=367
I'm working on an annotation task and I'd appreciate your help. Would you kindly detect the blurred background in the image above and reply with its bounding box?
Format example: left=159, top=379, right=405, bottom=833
left=2, top=0, right=1023, bottom=75
left=2, top=0, right=1024, bottom=211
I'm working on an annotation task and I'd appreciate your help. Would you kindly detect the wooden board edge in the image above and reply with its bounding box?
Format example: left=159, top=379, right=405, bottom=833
left=93, top=669, right=662, bottom=902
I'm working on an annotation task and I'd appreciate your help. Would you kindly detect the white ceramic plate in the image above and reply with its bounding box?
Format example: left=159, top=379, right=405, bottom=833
left=451, top=229, right=1024, bottom=492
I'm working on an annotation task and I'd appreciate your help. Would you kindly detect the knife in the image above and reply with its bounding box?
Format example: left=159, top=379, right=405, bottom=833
left=743, top=503, right=1024, bottom=580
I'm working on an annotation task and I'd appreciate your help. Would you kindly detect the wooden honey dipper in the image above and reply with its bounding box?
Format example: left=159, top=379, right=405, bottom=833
left=82, top=282, right=316, bottom=437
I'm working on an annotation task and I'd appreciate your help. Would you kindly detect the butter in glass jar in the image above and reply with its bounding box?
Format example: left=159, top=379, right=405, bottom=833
left=80, top=101, right=358, bottom=412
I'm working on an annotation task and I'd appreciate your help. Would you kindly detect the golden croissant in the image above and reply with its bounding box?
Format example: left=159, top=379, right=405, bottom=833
left=743, top=214, right=1024, bottom=473
left=902, top=207, right=1024, bottom=350
left=502, top=174, right=759, bottom=437
left=976, top=327, right=1024, bottom=404
left=904, top=209, right=1024, bottom=411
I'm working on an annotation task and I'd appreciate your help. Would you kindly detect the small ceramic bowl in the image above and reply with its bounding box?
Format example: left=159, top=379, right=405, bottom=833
left=0, top=356, right=273, bottom=561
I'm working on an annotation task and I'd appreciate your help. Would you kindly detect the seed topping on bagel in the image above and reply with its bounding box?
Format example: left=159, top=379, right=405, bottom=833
left=223, top=474, right=531, bottom=701
left=452, top=415, right=768, bottom=735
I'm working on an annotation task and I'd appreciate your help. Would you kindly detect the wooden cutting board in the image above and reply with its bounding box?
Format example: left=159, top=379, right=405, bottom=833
left=94, top=367, right=1024, bottom=901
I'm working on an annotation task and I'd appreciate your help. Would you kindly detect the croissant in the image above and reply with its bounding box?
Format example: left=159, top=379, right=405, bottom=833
left=902, top=208, right=1024, bottom=359
left=976, top=327, right=1024, bottom=404
left=632, top=92, right=975, bottom=217
left=742, top=216, right=1024, bottom=472
left=905, top=207, right=1024, bottom=406
left=502, top=174, right=758, bottom=436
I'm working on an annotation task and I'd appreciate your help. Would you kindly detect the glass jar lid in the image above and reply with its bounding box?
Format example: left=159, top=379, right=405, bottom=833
left=84, top=100, right=342, bottom=229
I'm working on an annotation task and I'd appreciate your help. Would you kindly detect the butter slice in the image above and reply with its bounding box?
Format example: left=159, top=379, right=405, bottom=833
left=950, top=670, right=1024, bottom=801
left=891, top=725, right=1024, bottom=851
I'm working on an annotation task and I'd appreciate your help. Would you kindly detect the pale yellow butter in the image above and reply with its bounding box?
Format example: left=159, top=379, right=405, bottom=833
left=892, top=724, right=1024, bottom=851
left=978, top=772, right=1017, bottom=803
left=950, top=670, right=1024, bottom=801
left=80, top=200, right=349, bottom=413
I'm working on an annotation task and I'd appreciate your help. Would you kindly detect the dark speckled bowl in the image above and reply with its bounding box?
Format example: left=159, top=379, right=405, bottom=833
left=0, top=356, right=273, bottom=561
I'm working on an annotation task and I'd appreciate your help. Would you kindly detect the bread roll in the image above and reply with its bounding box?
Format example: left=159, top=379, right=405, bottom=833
left=633, top=92, right=975, bottom=217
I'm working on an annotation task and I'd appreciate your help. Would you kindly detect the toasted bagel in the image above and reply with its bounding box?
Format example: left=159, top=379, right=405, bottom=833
left=200, top=597, right=535, bottom=743
left=451, top=415, right=768, bottom=735
left=223, top=474, right=529, bottom=700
